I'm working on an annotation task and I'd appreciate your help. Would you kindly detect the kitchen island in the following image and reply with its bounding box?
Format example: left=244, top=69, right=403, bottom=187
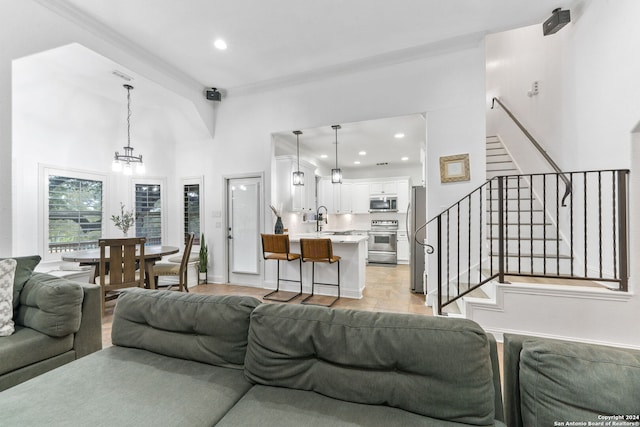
left=264, top=233, right=368, bottom=299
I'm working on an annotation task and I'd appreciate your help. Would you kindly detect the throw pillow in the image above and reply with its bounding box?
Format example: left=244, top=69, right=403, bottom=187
left=0, top=255, right=41, bottom=312
left=0, top=258, right=18, bottom=336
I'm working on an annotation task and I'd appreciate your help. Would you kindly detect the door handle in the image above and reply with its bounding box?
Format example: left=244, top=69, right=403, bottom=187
left=228, top=235, right=233, bottom=240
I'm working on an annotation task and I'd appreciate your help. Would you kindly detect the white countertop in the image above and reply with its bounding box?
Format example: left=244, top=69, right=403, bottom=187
left=288, top=233, right=368, bottom=244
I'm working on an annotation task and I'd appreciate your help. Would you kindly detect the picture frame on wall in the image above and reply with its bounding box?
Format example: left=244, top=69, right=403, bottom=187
left=440, top=154, right=470, bottom=183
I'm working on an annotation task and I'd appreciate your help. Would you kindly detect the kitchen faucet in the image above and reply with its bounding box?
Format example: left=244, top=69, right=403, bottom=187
left=316, top=205, right=328, bottom=232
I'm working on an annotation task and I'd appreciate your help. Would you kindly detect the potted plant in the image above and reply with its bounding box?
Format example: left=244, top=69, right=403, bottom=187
left=198, top=233, right=208, bottom=283
left=111, top=203, right=136, bottom=237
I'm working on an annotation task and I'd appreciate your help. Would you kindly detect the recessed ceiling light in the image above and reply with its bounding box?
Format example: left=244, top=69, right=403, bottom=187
left=401, top=156, right=409, bottom=161
left=214, top=39, right=228, bottom=50
left=354, top=161, right=361, bottom=165
left=320, top=154, right=328, bottom=159
left=358, top=151, right=366, bottom=156
left=394, top=133, right=405, bottom=139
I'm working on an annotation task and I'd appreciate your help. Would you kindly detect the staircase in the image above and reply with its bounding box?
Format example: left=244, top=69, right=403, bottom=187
left=440, top=136, right=608, bottom=317
left=485, top=136, right=571, bottom=275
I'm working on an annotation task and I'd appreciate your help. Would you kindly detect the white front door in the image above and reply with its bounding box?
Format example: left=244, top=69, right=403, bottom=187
left=227, top=177, right=262, bottom=286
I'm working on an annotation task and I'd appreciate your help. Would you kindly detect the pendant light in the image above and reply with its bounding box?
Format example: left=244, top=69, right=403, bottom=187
left=292, top=130, right=304, bottom=186
left=331, top=124, right=342, bottom=184
left=112, top=84, right=145, bottom=175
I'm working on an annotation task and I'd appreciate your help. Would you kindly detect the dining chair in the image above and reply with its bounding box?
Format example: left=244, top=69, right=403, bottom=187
left=299, top=238, right=340, bottom=307
left=152, top=232, right=195, bottom=292
left=97, top=237, right=146, bottom=315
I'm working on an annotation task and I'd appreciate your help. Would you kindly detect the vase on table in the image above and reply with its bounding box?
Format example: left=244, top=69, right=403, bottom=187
left=274, top=217, right=284, bottom=234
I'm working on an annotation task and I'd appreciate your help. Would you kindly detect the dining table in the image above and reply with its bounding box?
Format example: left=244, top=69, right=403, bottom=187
left=61, top=245, right=180, bottom=289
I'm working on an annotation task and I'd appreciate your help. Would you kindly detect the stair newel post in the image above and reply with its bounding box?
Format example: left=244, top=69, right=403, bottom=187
left=498, top=176, right=506, bottom=283
left=437, top=214, right=443, bottom=315
left=617, top=170, right=629, bottom=292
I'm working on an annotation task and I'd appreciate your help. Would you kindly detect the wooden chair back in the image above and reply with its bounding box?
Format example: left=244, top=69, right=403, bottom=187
left=177, top=232, right=196, bottom=275
left=98, top=237, right=146, bottom=293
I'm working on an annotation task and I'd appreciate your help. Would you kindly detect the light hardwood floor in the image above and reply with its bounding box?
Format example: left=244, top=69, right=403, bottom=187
left=101, top=264, right=431, bottom=347
left=100, top=263, right=504, bottom=387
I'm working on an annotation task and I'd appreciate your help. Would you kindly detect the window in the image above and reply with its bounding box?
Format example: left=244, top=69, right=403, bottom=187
left=46, top=172, right=105, bottom=255
left=134, top=183, right=163, bottom=245
left=183, top=178, right=203, bottom=245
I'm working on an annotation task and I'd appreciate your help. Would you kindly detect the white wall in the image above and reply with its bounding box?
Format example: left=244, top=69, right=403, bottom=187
left=486, top=0, right=640, bottom=172
left=200, top=45, right=487, bottom=283
left=0, top=0, right=215, bottom=257
left=483, top=0, right=640, bottom=347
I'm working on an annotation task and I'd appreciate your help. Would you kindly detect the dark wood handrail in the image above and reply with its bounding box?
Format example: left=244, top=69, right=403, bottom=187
left=491, top=97, right=572, bottom=206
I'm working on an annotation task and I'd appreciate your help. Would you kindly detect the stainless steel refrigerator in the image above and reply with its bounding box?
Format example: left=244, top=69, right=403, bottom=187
left=408, top=185, right=427, bottom=293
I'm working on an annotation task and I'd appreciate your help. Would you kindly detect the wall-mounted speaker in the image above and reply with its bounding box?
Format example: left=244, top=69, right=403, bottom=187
left=205, top=88, right=221, bottom=101
left=543, top=8, right=571, bottom=36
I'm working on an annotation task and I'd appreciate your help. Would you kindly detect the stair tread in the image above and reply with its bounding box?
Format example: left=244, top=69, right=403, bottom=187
left=479, top=270, right=607, bottom=288
left=488, top=236, right=560, bottom=241
left=448, top=283, right=490, bottom=299
left=490, top=252, right=572, bottom=259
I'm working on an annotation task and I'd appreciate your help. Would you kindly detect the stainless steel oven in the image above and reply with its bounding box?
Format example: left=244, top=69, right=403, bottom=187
left=368, top=219, right=398, bottom=264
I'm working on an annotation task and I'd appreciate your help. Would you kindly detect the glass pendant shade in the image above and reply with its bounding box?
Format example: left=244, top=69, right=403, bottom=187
left=331, top=124, right=342, bottom=184
left=292, top=130, right=304, bottom=186
left=293, top=170, right=304, bottom=185
left=331, top=168, right=342, bottom=184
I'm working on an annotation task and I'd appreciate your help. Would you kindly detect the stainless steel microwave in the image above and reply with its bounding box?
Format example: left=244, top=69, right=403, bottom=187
left=369, top=196, right=398, bottom=212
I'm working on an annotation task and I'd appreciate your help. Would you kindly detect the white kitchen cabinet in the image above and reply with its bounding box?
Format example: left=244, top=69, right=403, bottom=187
left=352, top=183, right=370, bottom=214
left=276, top=156, right=316, bottom=212
left=370, top=181, right=398, bottom=195
left=396, top=179, right=410, bottom=213
left=317, top=178, right=335, bottom=213
left=397, top=231, right=409, bottom=264
left=337, top=183, right=352, bottom=214
left=318, top=179, right=354, bottom=214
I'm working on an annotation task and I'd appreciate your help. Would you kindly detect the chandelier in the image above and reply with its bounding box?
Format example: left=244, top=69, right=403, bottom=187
left=112, top=84, right=145, bottom=175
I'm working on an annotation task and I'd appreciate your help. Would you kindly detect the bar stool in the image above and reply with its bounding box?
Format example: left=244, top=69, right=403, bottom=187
left=299, top=238, right=340, bottom=307
left=261, top=234, right=302, bottom=302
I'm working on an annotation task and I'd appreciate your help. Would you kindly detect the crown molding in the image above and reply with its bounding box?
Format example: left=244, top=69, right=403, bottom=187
left=32, top=0, right=203, bottom=94
left=228, top=31, right=485, bottom=97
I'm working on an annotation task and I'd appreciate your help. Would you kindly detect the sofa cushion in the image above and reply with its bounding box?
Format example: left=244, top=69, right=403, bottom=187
left=519, top=339, right=640, bottom=426
left=0, top=258, right=17, bottom=336
left=245, top=304, right=496, bottom=425
left=0, top=325, right=74, bottom=375
left=217, top=385, right=506, bottom=427
left=0, top=255, right=41, bottom=312
left=0, top=346, right=254, bottom=426
left=112, top=288, right=261, bottom=368
left=16, top=273, right=84, bottom=337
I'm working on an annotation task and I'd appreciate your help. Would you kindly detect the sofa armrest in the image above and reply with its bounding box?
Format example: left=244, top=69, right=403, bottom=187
left=73, top=281, right=102, bottom=357
left=503, top=334, right=527, bottom=427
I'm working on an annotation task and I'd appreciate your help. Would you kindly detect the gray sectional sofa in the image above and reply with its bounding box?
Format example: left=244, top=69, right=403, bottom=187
left=0, top=260, right=102, bottom=392
left=503, top=333, right=640, bottom=427
left=0, top=288, right=505, bottom=426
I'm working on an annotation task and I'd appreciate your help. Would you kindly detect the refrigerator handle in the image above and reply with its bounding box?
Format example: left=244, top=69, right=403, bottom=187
left=405, top=202, right=411, bottom=242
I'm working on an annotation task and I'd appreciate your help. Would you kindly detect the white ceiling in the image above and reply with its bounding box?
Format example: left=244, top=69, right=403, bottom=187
left=59, top=0, right=574, bottom=93
left=36, top=0, right=574, bottom=178
left=273, top=114, right=425, bottom=174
